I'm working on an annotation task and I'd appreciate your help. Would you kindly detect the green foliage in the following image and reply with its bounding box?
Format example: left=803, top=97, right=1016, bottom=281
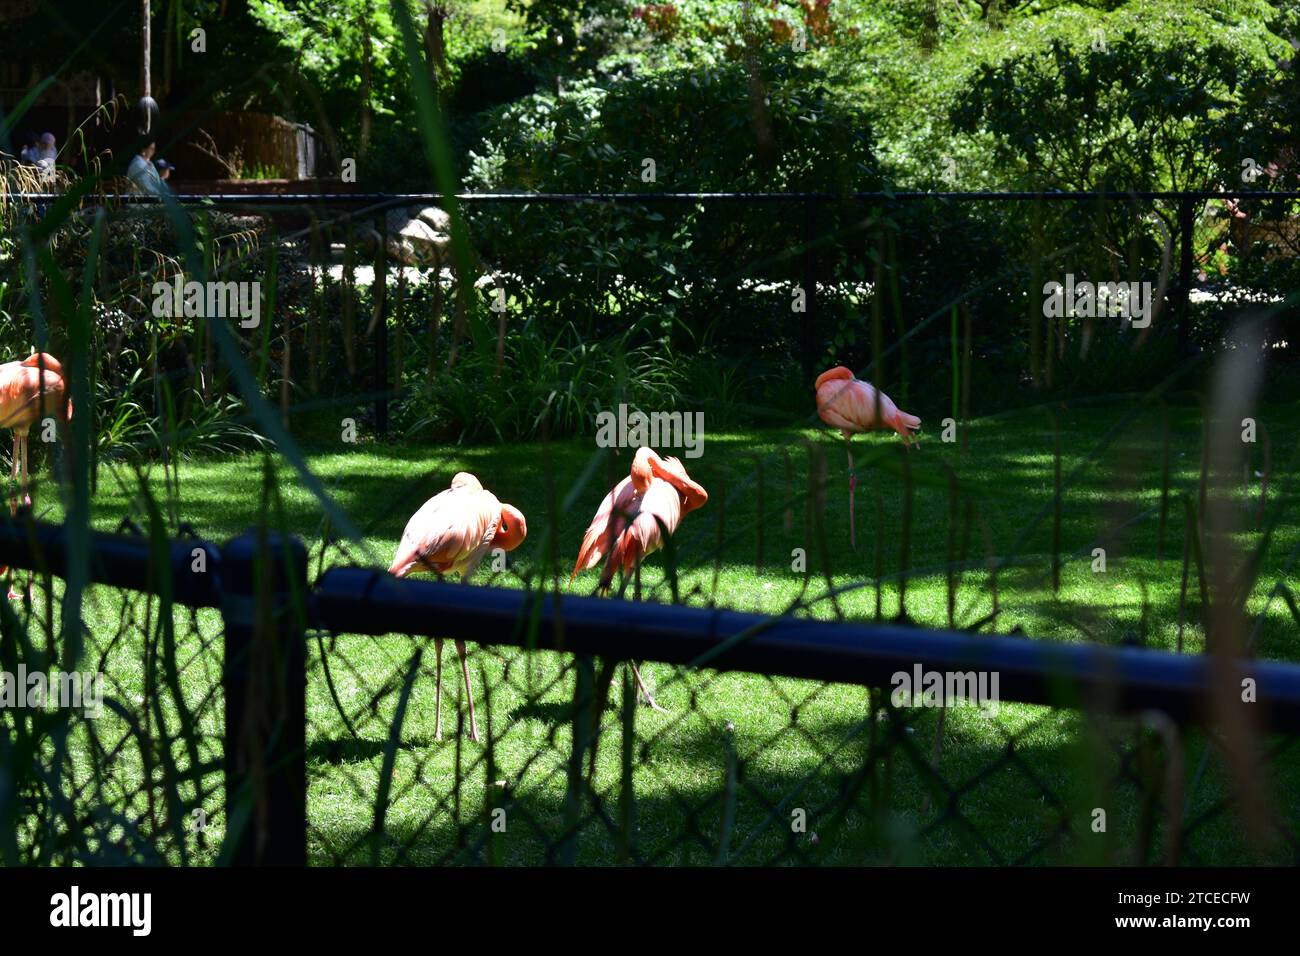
left=469, top=53, right=878, bottom=191
left=397, top=311, right=688, bottom=442
left=951, top=27, right=1283, bottom=192
left=464, top=52, right=881, bottom=386
left=244, top=0, right=537, bottom=187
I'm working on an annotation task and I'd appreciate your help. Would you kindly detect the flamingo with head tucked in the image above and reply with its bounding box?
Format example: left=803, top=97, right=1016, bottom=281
left=572, top=446, right=708, bottom=709
left=0, top=352, right=72, bottom=599
left=389, top=472, right=527, bottom=742
left=814, top=366, right=920, bottom=548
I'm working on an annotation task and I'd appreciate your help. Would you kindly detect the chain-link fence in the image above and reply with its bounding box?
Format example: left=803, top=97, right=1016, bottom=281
left=0, top=526, right=224, bottom=865
left=3, top=515, right=1298, bottom=867
left=306, top=566, right=1300, bottom=866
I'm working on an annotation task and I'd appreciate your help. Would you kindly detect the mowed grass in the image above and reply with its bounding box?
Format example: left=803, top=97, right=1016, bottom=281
left=17, top=399, right=1300, bottom=865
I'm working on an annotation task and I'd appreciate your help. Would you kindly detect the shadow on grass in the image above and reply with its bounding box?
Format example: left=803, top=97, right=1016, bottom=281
left=308, top=735, right=440, bottom=766
left=304, top=699, right=1300, bottom=866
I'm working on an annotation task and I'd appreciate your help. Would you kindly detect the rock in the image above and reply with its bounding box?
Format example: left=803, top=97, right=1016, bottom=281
left=414, top=205, right=451, bottom=233
left=357, top=205, right=451, bottom=267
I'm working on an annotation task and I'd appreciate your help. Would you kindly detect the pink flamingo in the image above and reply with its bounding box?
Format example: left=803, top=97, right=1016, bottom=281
left=572, top=446, right=707, bottom=709
left=0, top=353, right=72, bottom=599
left=814, top=366, right=920, bottom=548
left=389, top=472, right=527, bottom=742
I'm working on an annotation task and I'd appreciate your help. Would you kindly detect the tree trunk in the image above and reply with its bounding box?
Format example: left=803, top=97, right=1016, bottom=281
left=360, top=0, right=373, bottom=154
left=425, top=2, right=447, bottom=80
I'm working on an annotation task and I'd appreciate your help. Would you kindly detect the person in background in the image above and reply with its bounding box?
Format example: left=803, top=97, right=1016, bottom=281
left=126, top=139, right=166, bottom=196
left=33, top=132, right=57, bottom=165
left=154, top=157, right=176, bottom=186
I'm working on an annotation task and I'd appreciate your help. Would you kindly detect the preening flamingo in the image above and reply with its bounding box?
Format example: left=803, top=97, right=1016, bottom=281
left=814, top=366, right=920, bottom=549
left=388, top=472, right=527, bottom=742
left=572, top=446, right=708, bottom=709
left=0, top=353, right=72, bottom=599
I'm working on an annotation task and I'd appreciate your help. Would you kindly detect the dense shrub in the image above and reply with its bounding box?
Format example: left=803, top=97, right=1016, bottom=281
left=465, top=52, right=882, bottom=403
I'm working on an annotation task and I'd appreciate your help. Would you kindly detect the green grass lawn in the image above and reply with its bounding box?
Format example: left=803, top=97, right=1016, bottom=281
left=14, top=399, right=1300, bottom=865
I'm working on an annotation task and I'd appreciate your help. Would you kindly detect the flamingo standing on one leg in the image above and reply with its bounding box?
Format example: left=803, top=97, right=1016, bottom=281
left=388, top=472, right=527, bottom=742
left=0, top=353, right=72, bottom=599
left=572, top=446, right=708, bottom=710
left=814, top=366, right=920, bottom=549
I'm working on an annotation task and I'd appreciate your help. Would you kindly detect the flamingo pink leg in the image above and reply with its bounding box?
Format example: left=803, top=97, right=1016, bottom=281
left=847, top=443, right=857, bottom=550
left=433, top=637, right=445, bottom=742
left=455, top=638, right=480, bottom=742
left=433, top=637, right=481, bottom=743
left=20, top=434, right=30, bottom=508
left=7, top=434, right=16, bottom=514
left=4, top=436, right=15, bottom=600
left=19, top=435, right=30, bottom=597
left=6, top=435, right=29, bottom=601
left=630, top=662, right=667, bottom=712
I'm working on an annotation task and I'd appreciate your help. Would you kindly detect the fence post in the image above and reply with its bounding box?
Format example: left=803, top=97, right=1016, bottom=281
left=221, top=532, right=308, bottom=866
left=375, top=212, right=390, bottom=437
left=1176, top=196, right=1194, bottom=353
left=802, top=197, right=818, bottom=381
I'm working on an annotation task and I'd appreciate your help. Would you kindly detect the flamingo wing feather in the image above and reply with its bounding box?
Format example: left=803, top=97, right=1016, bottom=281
left=390, top=485, right=499, bottom=578
left=572, top=475, right=636, bottom=579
